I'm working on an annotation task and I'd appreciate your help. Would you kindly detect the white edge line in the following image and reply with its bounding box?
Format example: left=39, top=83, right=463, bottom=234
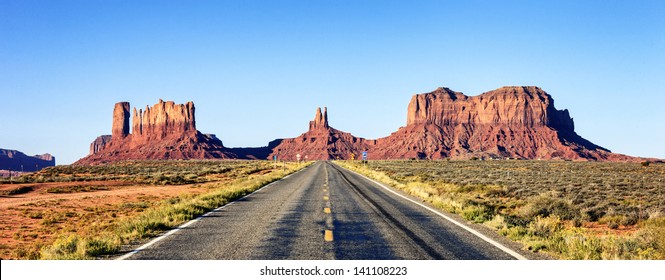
left=340, top=164, right=528, bottom=260
left=116, top=166, right=307, bottom=260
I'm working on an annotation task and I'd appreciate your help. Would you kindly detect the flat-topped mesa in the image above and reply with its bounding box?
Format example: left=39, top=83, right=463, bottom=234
left=308, top=107, right=329, bottom=130
left=35, top=153, right=54, bottom=162
left=375, top=86, right=616, bottom=160
left=111, top=102, right=130, bottom=140
left=132, top=99, right=196, bottom=141
left=0, top=149, right=56, bottom=171
left=406, top=86, right=574, bottom=131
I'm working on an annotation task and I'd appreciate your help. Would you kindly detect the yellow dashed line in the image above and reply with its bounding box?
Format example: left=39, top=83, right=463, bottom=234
left=324, top=230, right=334, bottom=242
left=323, top=164, right=333, bottom=242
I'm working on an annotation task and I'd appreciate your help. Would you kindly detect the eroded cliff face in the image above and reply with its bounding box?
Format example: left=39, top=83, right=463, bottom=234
left=77, top=86, right=640, bottom=164
left=90, top=135, right=112, bottom=155
left=266, top=86, right=629, bottom=161
left=373, top=86, right=614, bottom=160
left=77, top=100, right=234, bottom=165
left=406, top=86, right=574, bottom=129
left=131, top=99, right=196, bottom=142
left=112, top=102, right=130, bottom=141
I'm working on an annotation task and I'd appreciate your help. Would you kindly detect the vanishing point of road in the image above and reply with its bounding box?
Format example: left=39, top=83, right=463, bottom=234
left=120, top=161, right=526, bottom=260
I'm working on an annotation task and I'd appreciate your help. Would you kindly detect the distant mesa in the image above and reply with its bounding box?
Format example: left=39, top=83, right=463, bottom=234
left=0, top=148, right=55, bottom=172
left=76, top=86, right=643, bottom=164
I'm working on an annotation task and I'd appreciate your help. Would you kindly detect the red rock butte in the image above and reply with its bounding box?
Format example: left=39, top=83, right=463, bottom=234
left=76, top=86, right=644, bottom=164
left=267, top=107, right=373, bottom=160
left=77, top=99, right=235, bottom=165
left=370, top=86, right=621, bottom=160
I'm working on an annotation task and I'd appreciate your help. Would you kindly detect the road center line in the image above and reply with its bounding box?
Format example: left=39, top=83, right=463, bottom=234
left=324, top=230, right=334, bottom=242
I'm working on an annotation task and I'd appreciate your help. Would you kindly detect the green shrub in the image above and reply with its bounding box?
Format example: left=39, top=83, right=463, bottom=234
left=520, top=194, right=580, bottom=220
left=333, top=160, right=665, bottom=260
left=462, top=204, right=492, bottom=223
left=529, top=215, right=563, bottom=237
left=40, top=235, right=84, bottom=260
left=621, top=214, right=639, bottom=226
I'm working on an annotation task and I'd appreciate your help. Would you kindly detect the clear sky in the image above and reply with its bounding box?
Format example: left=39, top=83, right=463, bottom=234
left=1, top=0, right=664, bottom=164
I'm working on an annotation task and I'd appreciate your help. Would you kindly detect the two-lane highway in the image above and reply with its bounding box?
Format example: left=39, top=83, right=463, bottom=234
left=120, top=161, right=524, bottom=260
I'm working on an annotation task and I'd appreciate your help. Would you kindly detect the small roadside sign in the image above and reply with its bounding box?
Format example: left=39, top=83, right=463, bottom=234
left=362, top=151, right=368, bottom=161
left=296, top=154, right=301, bottom=161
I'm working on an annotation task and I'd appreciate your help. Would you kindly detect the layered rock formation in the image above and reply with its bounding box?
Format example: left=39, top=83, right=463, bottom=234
left=370, top=86, right=617, bottom=160
left=90, top=135, right=112, bottom=155
left=76, top=86, right=640, bottom=164
left=266, top=107, right=373, bottom=160
left=0, top=149, right=55, bottom=171
left=131, top=100, right=196, bottom=141
left=76, top=100, right=235, bottom=165
left=259, top=86, right=634, bottom=161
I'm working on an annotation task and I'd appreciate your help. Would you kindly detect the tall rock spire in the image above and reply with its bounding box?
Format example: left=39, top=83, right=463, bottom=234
left=111, top=102, right=130, bottom=140
left=323, top=107, right=328, bottom=128
left=309, top=107, right=329, bottom=130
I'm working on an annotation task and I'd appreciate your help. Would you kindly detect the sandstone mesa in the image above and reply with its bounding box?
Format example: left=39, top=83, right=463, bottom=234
left=76, top=86, right=639, bottom=164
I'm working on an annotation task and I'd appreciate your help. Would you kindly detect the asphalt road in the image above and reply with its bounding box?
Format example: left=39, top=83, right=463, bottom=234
left=121, top=161, right=523, bottom=260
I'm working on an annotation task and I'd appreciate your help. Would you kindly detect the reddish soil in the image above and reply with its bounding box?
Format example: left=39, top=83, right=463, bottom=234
left=582, top=222, right=639, bottom=237
left=0, top=181, right=209, bottom=259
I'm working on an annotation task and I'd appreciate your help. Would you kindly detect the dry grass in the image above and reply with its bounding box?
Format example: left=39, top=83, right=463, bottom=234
left=0, top=160, right=308, bottom=259
left=336, top=160, right=665, bottom=259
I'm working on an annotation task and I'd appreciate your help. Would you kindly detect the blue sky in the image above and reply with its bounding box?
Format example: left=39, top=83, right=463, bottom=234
left=1, top=0, right=664, bottom=164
